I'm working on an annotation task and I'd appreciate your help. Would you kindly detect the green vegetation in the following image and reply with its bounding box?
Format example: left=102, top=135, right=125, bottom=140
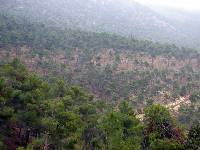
left=0, top=13, right=200, bottom=149
left=0, top=60, right=199, bottom=150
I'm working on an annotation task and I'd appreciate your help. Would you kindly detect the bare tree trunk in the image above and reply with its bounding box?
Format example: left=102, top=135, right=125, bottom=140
left=25, top=128, right=30, bottom=147
left=44, top=132, right=49, bottom=150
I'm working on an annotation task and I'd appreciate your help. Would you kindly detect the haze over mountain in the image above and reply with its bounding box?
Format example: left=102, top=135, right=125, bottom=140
left=145, top=4, right=200, bottom=48
left=1, top=0, right=199, bottom=48
left=135, top=0, right=200, bottom=12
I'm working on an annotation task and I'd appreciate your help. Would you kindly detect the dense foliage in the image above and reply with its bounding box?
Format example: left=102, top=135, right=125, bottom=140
left=0, top=60, right=199, bottom=150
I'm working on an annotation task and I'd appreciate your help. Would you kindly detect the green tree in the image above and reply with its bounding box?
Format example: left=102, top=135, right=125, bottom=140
left=143, top=105, right=185, bottom=149
left=186, top=122, right=200, bottom=150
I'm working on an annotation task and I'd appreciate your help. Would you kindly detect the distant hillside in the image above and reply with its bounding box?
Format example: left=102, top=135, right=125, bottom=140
left=150, top=6, right=200, bottom=48
left=0, top=0, right=199, bottom=47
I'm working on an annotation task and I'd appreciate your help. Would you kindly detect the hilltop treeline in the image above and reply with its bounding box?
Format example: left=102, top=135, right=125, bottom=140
left=0, top=13, right=197, bottom=58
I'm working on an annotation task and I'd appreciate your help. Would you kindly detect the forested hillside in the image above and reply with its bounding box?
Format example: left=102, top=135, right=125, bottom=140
left=0, top=13, right=200, bottom=127
left=0, top=59, right=199, bottom=150
left=0, top=8, right=200, bottom=150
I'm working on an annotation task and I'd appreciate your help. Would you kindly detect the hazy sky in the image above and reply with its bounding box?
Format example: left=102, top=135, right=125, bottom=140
left=134, top=0, right=200, bottom=11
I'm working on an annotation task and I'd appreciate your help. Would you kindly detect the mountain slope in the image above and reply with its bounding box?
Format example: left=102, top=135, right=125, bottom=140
left=0, top=13, right=199, bottom=128
left=0, top=13, right=199, bottom=104
left=150, top=6, right=200, bottom=48
left=0, top=0, right=195, bottom=47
